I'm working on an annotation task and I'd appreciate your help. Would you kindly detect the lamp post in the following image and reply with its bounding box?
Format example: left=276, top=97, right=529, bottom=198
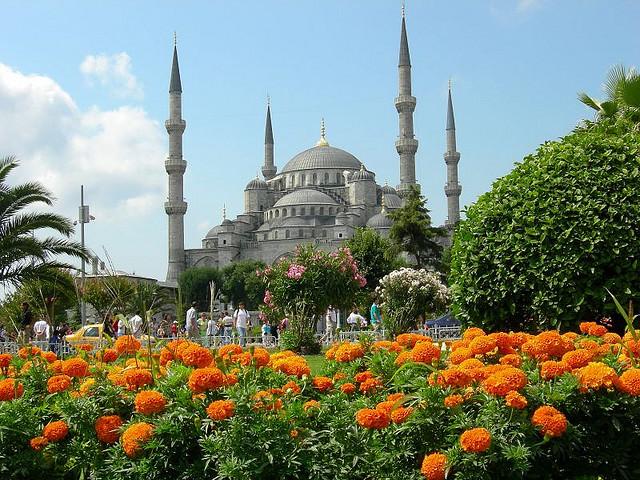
left=78, top=185, right=94, bottom=326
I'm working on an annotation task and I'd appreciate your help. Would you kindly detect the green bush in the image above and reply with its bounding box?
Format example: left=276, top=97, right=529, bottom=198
left=450, top=117, right=640, bottom=332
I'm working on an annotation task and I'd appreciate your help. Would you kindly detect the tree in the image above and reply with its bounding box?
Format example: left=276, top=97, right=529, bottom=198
left=178, top=267, right=222, bottom=311
left=450, top=114, right=640, bottom=332
left=221, top=260, right=266, bottom=309
left=579, top=65, right=640, bottom=123
left=0, top=156, right=88, bottom=288
left=388, top=185, right=444, bottom=269
left=344, top=227, right=403, bottom=291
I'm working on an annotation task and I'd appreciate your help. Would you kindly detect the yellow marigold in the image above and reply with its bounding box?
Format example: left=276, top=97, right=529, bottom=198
left=95, top=415, right=123, bottom=444
left=303, top=399, right=320, bottom=412
left=123, top=368, right=153, bottom=390
left=30, top=436, right=49, bottom=451
left=469, top=336, right=497, bottom=356
left=462, top=327, right=486, bottom=341
left=188, top=367, right=225, bottom=393
left=121, top=422, right=154, bottom=458
left=40, top=351, right=57, bottom=363
left=47, top=375, right=72, bottom=394
left=505, top=390, right=528, bottom=409
left=135, top=390, right=167, bottom=415
left=397, top=333, right=431, bottom=348
left=61, top=357, right=89, bottom=378
left=0, top=378, right=24, bottom=401
left=420, top=452, right=447, bottom=480
left=531, top=405, right=567, bottom=438
left=576, top=362, right=618, bottom=392
left=312, top=376, right=333, bottom=392
left=539, top=360, right=569, bottom=380
left=340, top=382, right=356, bottom=394
left=334, top=343, right=365, bottom=362
left=18, top=346, right=41, bottom=359
left=359, top=377, right=384, bottom=395
left=79, top=378, right=96, bottom=396
left=390, top=406, right=413, bottom=424
left=411, top=342, right=442, bottom=364
left=617, top=368, right=640, bottom=396
left=482, top=367, right=527, bottom=397
left=218, top=344, right=243, bottom=361
left=562, top=349, right=594, bottom=370
left=43, top=421, right=69, bottom=442
left=114, top=335, right=141, bottom=355
left=355, top=408, right=389, bottom=429
left=181, top=345, right=214, bottom=368
left=499, top=354, right=522, bottom=368
left=207, top=399, right=235, bottom=420
left=459, top=427, right=491, bottom=453
left=444, top=394, right=464, bottom=408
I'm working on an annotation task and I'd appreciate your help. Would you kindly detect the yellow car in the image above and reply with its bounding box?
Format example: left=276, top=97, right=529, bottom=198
left=64, top=323, right=112, bottom=348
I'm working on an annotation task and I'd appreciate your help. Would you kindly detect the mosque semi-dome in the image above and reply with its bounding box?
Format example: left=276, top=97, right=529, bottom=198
left=281, top=145, right=362, bottom=174
left=382, top=184, right=398, bottom=195
left=273, top=189, right=337, bottom=207
left=366, top=210, right=393, bottom=229
left=351, top=164, right=375, bottom=182
left=245, top=177, right=268, bottom=190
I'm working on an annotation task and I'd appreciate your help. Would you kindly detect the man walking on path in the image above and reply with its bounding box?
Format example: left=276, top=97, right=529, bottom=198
left=222, top=311, right=233, bottom=344
left=370, top=299, right=382, bottom=331
left=185, top=302, right=198, bottom=339
left=233, top=302, right=250, bottom=347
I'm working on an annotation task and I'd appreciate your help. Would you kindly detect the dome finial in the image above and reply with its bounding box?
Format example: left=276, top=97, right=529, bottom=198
left=222, top=203, right=227, bottom=221
left=401, top=1, right=405, bottom=18
left=173, top=31, right=177, bottom=47
left=267, top=93, right=270, bottom=107
left=316, top=118, right=329, bottom=147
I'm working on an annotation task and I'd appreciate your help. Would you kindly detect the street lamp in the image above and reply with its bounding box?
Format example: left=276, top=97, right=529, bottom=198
left=77, top=185, right=94, bottom=326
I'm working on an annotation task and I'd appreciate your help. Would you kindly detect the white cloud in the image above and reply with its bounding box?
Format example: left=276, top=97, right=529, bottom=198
left=0, top=62, right=165, bottom=226
left=80, top=52, right=143, bottom=99
left=517, top=0, right=541, bottom=12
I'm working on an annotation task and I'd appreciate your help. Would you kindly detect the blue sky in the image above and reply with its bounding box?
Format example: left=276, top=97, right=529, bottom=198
left=0, top=0, right=638, bottom=281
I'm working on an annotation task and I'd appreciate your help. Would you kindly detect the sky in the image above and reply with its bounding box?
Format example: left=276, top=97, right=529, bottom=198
left=0, top=0, right=638, bottom=282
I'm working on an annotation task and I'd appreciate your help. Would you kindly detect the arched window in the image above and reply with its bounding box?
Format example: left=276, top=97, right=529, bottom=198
left=298, top=229, right=303, bottom=238
left=312, top=173, right=317, bottom=184
left=300, top=174, right=306, bottom=186
left=329, top=207, right=334, bottom=215
left=310, top=206, right=315, bottom=216
left=282, top=208, right=287, bottom=217
left=324, top=172, right=329, bottom=184
left=291, top=207, right=296, bottom=216
left=319, top=207, right=324, bottom=216
left=275, top=210, right=280, bottom=218
left=274, top=231, right=278, bottom=240
left=301, top=207, right=306, bottom=215
left=263, top=234, right=267, bottom=240
left=289, top=176, right=294, bottom=188
left=336, top=172, right=341, bottom=184
left=285, top=229, right=290, bottom=239
left=259, top=204, right=263, bottom=211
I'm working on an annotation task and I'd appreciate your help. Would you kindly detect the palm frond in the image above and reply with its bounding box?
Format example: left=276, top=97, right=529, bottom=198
left=578, top=92, right=601, bottom=112
left=604, top=64, right=628, bottom=102
left=622, top=76, right=640, bottom=108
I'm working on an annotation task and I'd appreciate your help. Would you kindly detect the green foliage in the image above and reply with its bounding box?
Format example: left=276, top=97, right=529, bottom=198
left=344, top=227, right=404, bottom=290
left=178, top=267, right=222, bottom=311
left=579, top=64, right=640, bottom=124
left=388, top=185, right=444, bottom=269
left=221, top=260, right=266, bottom=309
left=279, top=329, right=321, bottom=355
left=450, top=116, right=640, bottom=332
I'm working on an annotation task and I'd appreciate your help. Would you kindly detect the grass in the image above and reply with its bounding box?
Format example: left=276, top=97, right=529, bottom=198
left=304, top=355, right=326, bottom=375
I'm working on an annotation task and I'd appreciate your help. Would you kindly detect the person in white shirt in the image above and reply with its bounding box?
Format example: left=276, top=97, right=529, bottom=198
left=33, top=318, right=50, bottom=341
left=346, top=308, right=364, bottom=331
left=185, top=302, right=198, bottom=338
left=206, top=314, right=217, bottom=346
left=116, top=313, right=126, bottom=337
left=233, top=302, right=250, bottom=347
left=261, top=320, right=271, bottom=347
left=130, top=312, right=143, bottom=338
left=325, top=306, right=337, bottom=340
left=222, top=311, right=233, bottom=344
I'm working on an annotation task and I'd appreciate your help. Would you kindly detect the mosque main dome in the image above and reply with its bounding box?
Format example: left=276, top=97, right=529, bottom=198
left=281, top=145, right=362, bottom=173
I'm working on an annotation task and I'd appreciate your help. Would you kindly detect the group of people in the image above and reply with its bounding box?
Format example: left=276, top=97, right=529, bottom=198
left=324, top=299, right=383, bottom=335
left=184, top=301, right=265, bottom=347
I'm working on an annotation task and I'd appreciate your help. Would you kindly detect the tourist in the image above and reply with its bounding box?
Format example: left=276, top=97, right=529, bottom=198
left=0, top=325, right=6, bottom=342
left=185, top=302, right=197, bottom=338
left=111, top=314, right=119, bottom=337
left=130, top=311, right=143, bottom=338
left=346, top=307, right=363, bottom=331
left=233, top=302, right=250, bottom=347
left=325, top=305, right=337, bottom=340
left=49, top=326, right=62, bottom=355
left=206, top=314, right=218, bottom=346
left=171, top=320, right=178, bottom=338
left=103, top=313, right=114, bottom=337
left=157, top=324, right=166, bottom=338
left=369, top=299, right=382, bottom=331
left=33, top=316, right=50, bottom=342
left=19, top=301, right=33, bottom=341
left=116, top=314, right=126, bottom=337
left=222, top=311, right=233, bottom=344
left=261, top=320, right=271, bottom=347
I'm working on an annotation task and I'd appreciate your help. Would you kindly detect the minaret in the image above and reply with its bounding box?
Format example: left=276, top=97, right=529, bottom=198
left=262, top=98, right=277, bottom=180
left=165, top=35, right=187, bottom=283
left=444, top=83, right=462, bottom=227
left=395, top=6, right=419, bottom=195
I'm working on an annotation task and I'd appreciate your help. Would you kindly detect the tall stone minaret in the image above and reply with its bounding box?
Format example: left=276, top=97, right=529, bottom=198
left=262, top=99, right=276, bottom=180
left=395, top=7, right=419, bottom=195
left=444, top=84, right=462, bottom=226
left=165, top=37, right=187, bottom=283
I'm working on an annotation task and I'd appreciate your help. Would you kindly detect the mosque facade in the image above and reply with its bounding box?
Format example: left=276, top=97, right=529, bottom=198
left=164, top=13, right=462, bottom=284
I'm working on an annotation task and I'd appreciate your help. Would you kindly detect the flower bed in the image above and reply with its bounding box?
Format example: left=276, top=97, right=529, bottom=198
left=1, top=325, right=640, bottom=479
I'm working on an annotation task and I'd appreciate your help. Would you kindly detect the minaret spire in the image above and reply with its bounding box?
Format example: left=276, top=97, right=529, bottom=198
left=165, top=36, right=187, bottom=283
left=262, top=98, right=277, bottom=180
left=444, top=84, right=462, bottom=227
left=395, top=6, right=419, bottom=195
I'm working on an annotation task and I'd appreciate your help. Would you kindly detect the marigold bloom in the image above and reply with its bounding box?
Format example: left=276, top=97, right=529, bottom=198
left=303, top=400, right=320, bottom=412
left=459, top=427, right=491, bottom=453
left=588, top=324, right=608, bottom=337
left=499, top=354, right=522, bottom=367
left=134, top=390, right=167, bottom=415
left=312, top=376, right=333, bottom=392
left=282, top=380, right=301, bottom=394
left=355, top=408, right=390, bottom=429
left=0, top=353, right=11, bottom=368
left=61, top=357, right=89, bottom=378
left=562, top=349, right=594, bottom=369
left=376, top=400, right=396, bottom=415
left=458, top=358, right=484, bottom=370
left=95, top=415, right=123, bottom=444
left=411, top=342, right=442, bottom=364
left=359, top=377, right=384, bottom=395
left=272, top=356, right=311, bottom=378
left=182, top=345, right=214, bottom=368
left=390, top=406, right=413, bottom=424
left=354, top=370, right=374, bottom=383
left=334, top=343, right=365, bottom=362
left=325, top=344, right=339, bottom=360
left=579, top=322, right=597, bottom=334
left=394, top=351, right=413, bottom=366
left=0, top=378, right=24, bottom=401
left=617, top=368, right=640, bottom=396
left=40, top=351, right=57, bottom=363
left=253, top=390, right=283, bottom=411
left=43, top=421, right=69, bottom=442
left=114, top=335, right=141, bottom=355
left=79, top=378, right=96, bottom=396
left=49, top=360, right=63, bottom=374
left=462, top=327, right=486, bottom=341
left=505, top=390, right=528, bottom=409
left=18, top=346, right=41, bottom=359
left=430, top=367, right=471, bottom=388
left=123, top=368, right=153, bottom=390
left=98, top=349, right=118, bottom=363
left=420, top=452, right=447, bottom=480
left=230, top=351, right=252, bottom=366
left=47, top=375, right=72, bottom=394
left=76, top=343, right=93, bottom=352
left=289, top=429, right=299, bottom=438
left=469, top=336, right=497, bottom=355
left=444, top=394, right=464, bottom=408
left=30, top=436, right=49, bottom=451
left=207, top=399, right=235, bottom=420
left=340, top=382, right=356, bottom=394
left=531, top=405, right=567, bottom=438
left=372, top=340, right=403, bottom=353
left=121, top=422, right=154, bottom=457
left=387, top=392, right=404, bottom=402
left=397, top=333, right=431, bottom=348
left=522, top=331, right=573, bottom=360
left=509, top=331, right=533, bottom=348
left=252, top=348, right=271, bottom=367
left=482, top=367, right=527, bottom=397
left=218, top=344, right=243, bottom=360
left=188, top=367, right=225, bottom=393
left=488, top=332, right=515, bottom=354
left=224, top=373, right=238, bottom=386
left=159, top=348, right=174, bottom=366
left=576, top=362, right=618, bottom=392
left=539, top=360, right=569, bottom=380
left=602, top=332, right=622, bottom=344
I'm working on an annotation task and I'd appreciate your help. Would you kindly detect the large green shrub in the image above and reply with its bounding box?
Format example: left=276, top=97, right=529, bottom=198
left=450, top=117, right=640, bottom=332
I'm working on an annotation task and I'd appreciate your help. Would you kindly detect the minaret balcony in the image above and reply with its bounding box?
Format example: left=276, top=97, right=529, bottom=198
left=165, top=158, right=187, bottom=174
left=164, top=200, right=187, bottom=215
left=165, top=119, right=186, bottom=134
left=444, top=184, right=462, bottom=196
left=395, top=137, right=418, bottom=154
left=444, top=151, right=461, bottom=163
left=394, top=95, right=416, bottom=112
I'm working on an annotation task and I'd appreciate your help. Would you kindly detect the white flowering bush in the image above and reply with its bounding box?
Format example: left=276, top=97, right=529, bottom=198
left=375, top=268, right=450, bottom=336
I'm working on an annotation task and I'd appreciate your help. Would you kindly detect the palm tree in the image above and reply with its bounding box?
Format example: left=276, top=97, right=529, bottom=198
left=579, top=65, right=640, bottom=122
left=0, top=156, right=88, bottom=288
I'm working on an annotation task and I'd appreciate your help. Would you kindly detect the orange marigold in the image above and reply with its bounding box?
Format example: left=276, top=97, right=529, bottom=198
left=253, top=390, right=283, bottom=411
left=272, top=356, right=311, bottom=378
left=488, top=332, right=515, bottom=354
left=505, top=390, right=528, bottom=409
left=18, top=346, right=41, bottom=359
left=47, top=375, right=72, bottom=394
left=531, top=405, right=567, bottom=438
left=354, top=370, right=375, bottom=383
left=0, top=378, right=24, bottom=401
left=312, top=376, right=333, bottom=392
left=99, top=349, right=119, bottom=363
left=0, top=353, right=11, bottom=368
left=449, top=347, right=473, bottom=365
left=444, top=394, right=464, bottom=408
left=355, top=408, right=390, bottom=429
left=95, top=415, right=123, bottom=444
left=359, top=377, right=384, bottom=395
left=76, top=343, right=93, bottom=352
left=397, top=333, right=431, bottom=348
left=459, top=427, right=491, bottom=453
left=588, top=324, right=608, bottom=337
left=181, top=345, right=214, bottom=368
left=394, top=351, right=413, bottom=366
left=123, top=368, right=153, bottom=390
left=372, top=340, right=403, bottom=353
left=482, top=367, right=527, bottom=397
left=121, top=422, right=154, bottom=457
left=159, top=348, right=174, bottom=366
left=562, top=349, right=594, bottom=370
left=499, top=354, right=522, bottom=368
left=411, top=342, right=442, bottom=364
left=469, top=336, right=497, bottom=356
left=40, top=351, right=57, bottom=363
left=340, top=382, right=356, bottom=394
left=61, top=357, right=89, bottom=378
left=430, top=367, right=471, bottom=388
left=602, top=332, right=622, bottom=344
left=114, top=335, right=141, bottom=355
left=539, top=360, right=569, bottom=380
left=218, top=344, right=243, bottom=360
left=207, top=399, right=235, bottom=420
left=334, top=343, right=365, bottom=362
left=579, top=322, right=597, bottom=334
left=188, top=367, right=225, bottom=393
left=462, top=327, right=486, bottom=341
left=509, top=332, right=533, bottom=348
left=390, top=406, right=413, bottom=424
left=617, top=368, right=640, bottom=396
left=43, top=421, right=69, bottom=442
left=420, top=453, right=447, bottom=480
left=230, top=352, right=252, bottom=366
left=224, top=373, right=238, bottom=386
left=30, top=436, right=49, bottom=451
left=282, top=380, right=301, bottom=394
left=576, top=362, right=618, bottom=392
left=134, top=390, right=167, bottom=415
left=376, top=400, right=396, bottom=415
left=252, top=347, right=271, bottom=367
left=303, top=400, right=320, bottom=412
